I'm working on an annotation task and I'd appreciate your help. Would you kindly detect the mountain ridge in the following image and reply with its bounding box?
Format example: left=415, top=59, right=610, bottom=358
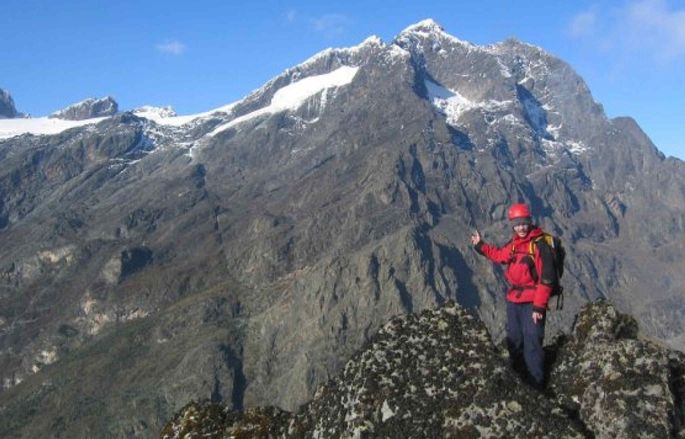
left=159, top=300, right=685, bottom=439
left=0, top=19, right=684, bottom=438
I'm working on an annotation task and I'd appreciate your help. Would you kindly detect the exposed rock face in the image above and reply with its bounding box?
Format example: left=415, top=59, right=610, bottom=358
left=0, top=88, right=18, bottom=118
left=160, top=302, right=685, bottom=438
left=49, top=96, right=118, bottom=120
left=549, top=301, right=685, bottom=438
left=292, top=303, right=582, bottom=438
left=1, top=19, right=685, bottom=439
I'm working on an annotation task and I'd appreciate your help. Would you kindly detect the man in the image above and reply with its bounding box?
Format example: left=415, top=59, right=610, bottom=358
left=470, top=203, right=556, bottom=389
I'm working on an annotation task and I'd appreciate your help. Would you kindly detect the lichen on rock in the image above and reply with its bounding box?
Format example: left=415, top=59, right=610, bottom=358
left=549, top=301, right=684, bottom=439
left=160, top=302, right=590, bottom=438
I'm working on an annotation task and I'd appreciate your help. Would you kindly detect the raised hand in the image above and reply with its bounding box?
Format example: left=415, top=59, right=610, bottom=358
left=470, top=230, right=481, bottom=245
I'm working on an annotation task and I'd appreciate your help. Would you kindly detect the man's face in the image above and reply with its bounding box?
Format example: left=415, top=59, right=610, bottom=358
left=513, top=223, right=530, bottom=238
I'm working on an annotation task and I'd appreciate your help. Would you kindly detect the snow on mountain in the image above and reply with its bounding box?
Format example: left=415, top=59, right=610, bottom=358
left=0, top=102, right=237, bottom=141
left=1, top=20, right=592, bottom=162
left=399, top=19, right=474, bottom=48
left=395, top=18, right=478, bottom=61
left=425, top=79, right=511, bottom=126
left=288, top=36, right=382, bottom=79
left=133, top=103, right=237, bottom=127
left=209, top=65, right=359, bottom=136
left=134, top=105, right=178, bottom=119
left=0, top=116, right=110, bottom=140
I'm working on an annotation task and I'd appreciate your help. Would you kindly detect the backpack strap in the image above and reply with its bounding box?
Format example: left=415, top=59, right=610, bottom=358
left=530, top=235, right=549, bottom=254
left=511, top=238, right=539, bottom=282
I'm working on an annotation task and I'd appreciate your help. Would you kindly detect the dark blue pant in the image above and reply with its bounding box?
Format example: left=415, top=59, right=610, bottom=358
left=506, top=301, right=545, bottom=387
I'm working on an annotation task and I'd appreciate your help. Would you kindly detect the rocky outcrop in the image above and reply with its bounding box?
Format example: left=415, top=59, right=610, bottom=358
left=0, top=88, right=19, bottom=118
left=160, top=302, right=685, bottom=438
left=49, top=96, right=118, bottom=120
left=549, top=301, right=685, bottom=438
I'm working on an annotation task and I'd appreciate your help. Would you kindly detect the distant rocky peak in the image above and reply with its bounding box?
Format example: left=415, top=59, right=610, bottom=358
left=400, top=18, right=445, bottom=35
left=396, top=18, right=475, bottom=49
left=357, top=34, right=384, bottom=49
left=489, top=37, right=547, bottom=55
left=293, top=34, right=384, bottom=74
left=226, top=36, right=384, bottom=122
left=49, top=96, right=118, bottom=120
left=0, top=88, right=19, bottom=119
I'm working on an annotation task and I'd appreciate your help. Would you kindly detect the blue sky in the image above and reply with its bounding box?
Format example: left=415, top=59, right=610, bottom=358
left=2, top=0, right=684, bottom=160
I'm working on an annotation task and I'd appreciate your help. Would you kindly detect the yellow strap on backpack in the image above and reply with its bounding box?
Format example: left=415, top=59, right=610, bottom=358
left=531, top=234, right=555, bottom=255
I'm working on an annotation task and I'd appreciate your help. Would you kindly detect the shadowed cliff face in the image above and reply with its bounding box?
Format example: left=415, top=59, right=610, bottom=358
left=159, top=301, right=685, bottom=439
left=0, top=88, right=19, bottom=118
left=1, top=20, right=685, bottom=439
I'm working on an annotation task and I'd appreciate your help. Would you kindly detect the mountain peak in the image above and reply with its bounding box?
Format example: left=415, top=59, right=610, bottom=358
left=360, top=34, right=384, bottom=47
left=401, top=18, right=444, bottom=34
left=396, top=18, right=474, bottom=49
left=295, top=34, right=386, bottom=71
left=49, top=96, right=118, bottom=121
left=0, top=88, right=19, bottom=119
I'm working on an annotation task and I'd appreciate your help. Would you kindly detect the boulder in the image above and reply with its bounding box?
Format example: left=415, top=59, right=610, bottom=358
left=549, top=301, right=685, bottom=439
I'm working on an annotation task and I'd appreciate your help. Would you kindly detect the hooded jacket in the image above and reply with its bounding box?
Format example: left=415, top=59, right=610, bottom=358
left=474, top=226, right=555, bottom=313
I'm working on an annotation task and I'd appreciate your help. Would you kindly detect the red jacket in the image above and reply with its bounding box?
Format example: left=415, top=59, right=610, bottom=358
left=475, top=227, right=554, bottom=313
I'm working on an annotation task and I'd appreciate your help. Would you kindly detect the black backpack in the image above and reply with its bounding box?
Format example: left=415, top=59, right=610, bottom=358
left=515, top=233, right=566, bottom=309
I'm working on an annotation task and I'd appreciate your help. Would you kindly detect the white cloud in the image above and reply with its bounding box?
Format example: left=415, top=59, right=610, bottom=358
left=286, top=9, right=297, bottom=24
left=625, top=0, right=685, bottom=60
left=568, top=0, right=685, bottom=62
left=310, top=14, right=351, bottom=37
left=156, top=40, right=186, bottom=56
left=568, top=9, right=598, bottom=38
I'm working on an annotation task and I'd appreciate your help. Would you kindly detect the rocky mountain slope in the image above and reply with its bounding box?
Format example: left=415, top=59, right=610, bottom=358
left=49, top=96, right=119, bottom=120
left=0, top=19, right=684, bottom=438
left=159, top=301, right=685, bottom=439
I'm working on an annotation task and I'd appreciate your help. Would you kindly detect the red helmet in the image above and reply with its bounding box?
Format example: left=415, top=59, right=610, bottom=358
left=508, top=203, right=531, bottom=220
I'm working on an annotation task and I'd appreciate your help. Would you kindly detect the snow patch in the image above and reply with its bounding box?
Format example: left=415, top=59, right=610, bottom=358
left=567, top=141, right=589, bottom=154
left=210, top=66, right=359, bottom=136
left=133, top=102, right=237, bottom=127
left=425, top=80, right=474, bottom=125
left=425, top=80, right=511, bottom=126
left=548, top=123, right=563, bottom=139
left=501, top=114, right=522, bottom=126
left=0, top=116, right=110, bottom=140
left=133, top=105, right=176, bottom=119
left=541, top=138, right=589, bottom=157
